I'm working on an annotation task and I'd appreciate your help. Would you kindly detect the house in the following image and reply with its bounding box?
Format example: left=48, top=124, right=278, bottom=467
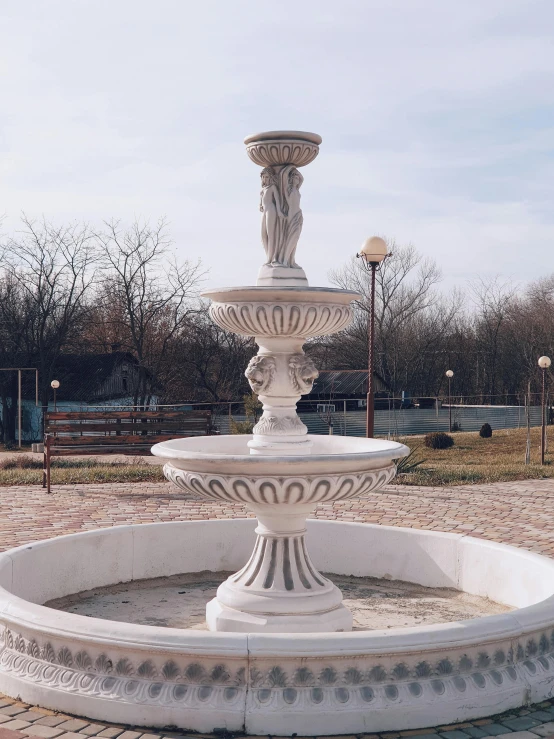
left=48, top=352, right=146, bottom=403
left=0, top=352, right=157, bottom=442
left=305, top=369, right=392, bottom=412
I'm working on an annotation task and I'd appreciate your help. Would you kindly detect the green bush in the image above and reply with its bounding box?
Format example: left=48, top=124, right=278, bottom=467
left=479, top=423, right=493, bottom=438
left=395, top=445, right=426, bottom=474
left=229, top=419, right=254, bottom=434
left=424, top=432, right=455, bottom=450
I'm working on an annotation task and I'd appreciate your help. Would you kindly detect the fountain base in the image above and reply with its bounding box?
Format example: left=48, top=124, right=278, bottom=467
left=206, top=599, right=352, bottom=633
left=206, top=510, right=353, bottom=632
left=256, top=264, right=308, bottom=286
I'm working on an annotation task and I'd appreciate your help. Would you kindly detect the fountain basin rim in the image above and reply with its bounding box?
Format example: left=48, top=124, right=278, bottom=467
left=244, top=130, right=322, bottom=146
left=201, top=285, right=360, bottom=305
left=151, top=435, right=409, bottom=474
left=0, top=520, right=553, bottom=652
left=0, top=588, right=539, bottom=656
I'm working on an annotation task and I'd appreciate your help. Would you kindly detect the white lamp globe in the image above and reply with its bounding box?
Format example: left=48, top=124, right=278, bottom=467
left=51, top=380, right=60, bottom=389
left=538, top=356, right=551, bottom=369
left=358, top=236, right=388, bottom=263
left=445, top=370, right=454, bottom=378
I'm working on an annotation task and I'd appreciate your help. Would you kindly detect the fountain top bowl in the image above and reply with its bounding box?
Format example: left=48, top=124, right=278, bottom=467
left=244, top=130, right=322, bottom=167
left=202, top=286, right=361, bottom=339
left=202, top=285, right=359, bottom=304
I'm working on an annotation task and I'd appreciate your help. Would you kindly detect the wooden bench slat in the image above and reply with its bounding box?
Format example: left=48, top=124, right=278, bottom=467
left=46, top=411, right=210, bottom=420
left=50, top=448, right=156, bottom=456
left=46, top=422, right=210, bottom=433
left=48, top=434, right=193, bottom=446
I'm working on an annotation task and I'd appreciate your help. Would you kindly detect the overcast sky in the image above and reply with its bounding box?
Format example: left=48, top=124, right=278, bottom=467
left=1, top=0, right=553, bottom=292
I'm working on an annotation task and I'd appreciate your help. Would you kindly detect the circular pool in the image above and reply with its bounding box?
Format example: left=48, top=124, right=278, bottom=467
left=0, top=519, right=553, bottom=735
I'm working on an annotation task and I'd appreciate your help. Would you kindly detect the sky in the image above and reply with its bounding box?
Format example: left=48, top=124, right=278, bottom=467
left=0, top=0, right=553, bottom=293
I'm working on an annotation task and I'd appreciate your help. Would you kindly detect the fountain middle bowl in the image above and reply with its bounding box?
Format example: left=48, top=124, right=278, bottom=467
left=152, top=434, right=408, bottom=474
left=152, top=435, right=409, bottom=506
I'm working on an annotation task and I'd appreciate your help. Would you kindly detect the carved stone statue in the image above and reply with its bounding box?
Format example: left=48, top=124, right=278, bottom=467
left=245, top=355, right=276, bottom=394
left=260, top=165, right=304, bottom=267
left=288, top=354, right=319, bottom=395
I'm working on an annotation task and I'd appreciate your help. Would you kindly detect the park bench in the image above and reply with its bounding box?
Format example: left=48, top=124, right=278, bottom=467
left=43, top=409, right=212, bottom=493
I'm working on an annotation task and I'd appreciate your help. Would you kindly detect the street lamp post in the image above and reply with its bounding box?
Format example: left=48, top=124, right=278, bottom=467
left=446, top=370, right=454, bottom=433
left=50, top=380, right=60, bottom=412
left=538, top=356, right=551, bottom=465
left=356, top=236, right=390, bottom=437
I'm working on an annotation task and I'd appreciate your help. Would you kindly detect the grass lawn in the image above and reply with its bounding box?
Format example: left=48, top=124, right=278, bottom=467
left=393, top=426, right=553, bottom=486
left=0, top=456, right=165, bottom=486
left=0, top=426, right=551, bottom=487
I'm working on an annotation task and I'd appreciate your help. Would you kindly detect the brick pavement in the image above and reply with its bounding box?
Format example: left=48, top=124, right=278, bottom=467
left=0, top=477, right=554, bottom=738
left=0, top=479, right=553, bottom=556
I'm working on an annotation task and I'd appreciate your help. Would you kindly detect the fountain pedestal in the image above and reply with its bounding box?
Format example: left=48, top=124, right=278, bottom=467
left=207, top=505, right=352, bottom=633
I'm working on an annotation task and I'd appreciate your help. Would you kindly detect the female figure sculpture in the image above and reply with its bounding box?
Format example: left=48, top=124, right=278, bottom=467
left=260, top=167, right=280, bottom=265
left=260, top=165, right=304, bottom=267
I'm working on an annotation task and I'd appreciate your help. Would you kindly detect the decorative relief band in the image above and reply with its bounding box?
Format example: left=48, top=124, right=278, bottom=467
left=163, top=464, right=397, bottom=505
left=209, top=302, right=353, bottom=338
left=2, top=625, right=553, bottom=712
left=252, top=415, right=307, bottom=436
left=246, top=140, right=319, bottom=168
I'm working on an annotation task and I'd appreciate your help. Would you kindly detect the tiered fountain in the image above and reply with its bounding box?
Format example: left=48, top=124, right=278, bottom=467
left=2, top=132, right=554, bottom=736
left=154, top=130, right=408, bottom=633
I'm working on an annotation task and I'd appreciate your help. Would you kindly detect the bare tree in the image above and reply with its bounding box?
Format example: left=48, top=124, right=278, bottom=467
left=92, top=219, right=204, bottom=408
left=0, top=215, right=98, bottom=427
left=328, top=239, right=455, bottom=394
left=175, top=309, right=256, bottom=403
left=470, top=276, right=517, bottom=403
left=0, top=274, right=30, bottom=442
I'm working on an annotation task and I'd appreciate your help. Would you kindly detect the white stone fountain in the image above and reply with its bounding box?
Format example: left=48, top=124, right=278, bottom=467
left=152, top=130, right=409, bottom=633
left=3, top=131, right=554, bottom=735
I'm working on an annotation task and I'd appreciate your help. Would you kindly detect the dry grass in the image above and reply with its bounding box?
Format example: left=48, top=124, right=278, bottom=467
left=393, top=426, right=553, bottom=486
left=0, top=456, right=165, bottom=486
left=0, top=426, right=551, bottom=487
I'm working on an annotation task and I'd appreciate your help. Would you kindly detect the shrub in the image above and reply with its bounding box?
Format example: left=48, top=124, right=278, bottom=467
left=424, top=432, right=454, bottom=450
left=229, top=419, right=254, bottom=434
left=479, top=423, right=493, bottom=438
left=395, top=445, right=426, bottom=474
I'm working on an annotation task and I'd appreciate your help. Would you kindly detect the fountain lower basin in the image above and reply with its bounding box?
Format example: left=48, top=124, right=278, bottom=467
left=1, top=519, right=554, bottom=735
left=152, top=435, right=409, bottom=633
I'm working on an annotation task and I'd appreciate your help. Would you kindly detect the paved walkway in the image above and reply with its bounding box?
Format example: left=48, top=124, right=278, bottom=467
left=1, top=477, right=554, bottom=739
left=1, top=478, right=554, bottom=556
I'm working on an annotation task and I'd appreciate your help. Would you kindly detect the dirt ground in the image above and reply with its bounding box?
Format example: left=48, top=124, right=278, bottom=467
left=47, top=570, right=510, bottom=631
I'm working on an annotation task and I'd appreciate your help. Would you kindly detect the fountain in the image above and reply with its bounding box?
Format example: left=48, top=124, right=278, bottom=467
left=2, top=131, right=554, bottom=736
left=153, top=130, right=408, bottom=633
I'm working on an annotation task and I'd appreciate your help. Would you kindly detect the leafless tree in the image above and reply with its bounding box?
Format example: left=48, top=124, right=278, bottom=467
left=0, top=215, right=98, bottom=428
left=92, top=219, right=204, bottom=408
left=175, top=308, right=256, bottom=403
left=328, top=239, right=460, bottom=394
left=469, top=276, right=518, bottom=403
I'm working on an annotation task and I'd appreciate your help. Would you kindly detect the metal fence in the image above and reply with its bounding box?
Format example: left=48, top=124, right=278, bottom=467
left=213, top=401, right=545, bottom=437
left=6, top=395, right=548, bottom=443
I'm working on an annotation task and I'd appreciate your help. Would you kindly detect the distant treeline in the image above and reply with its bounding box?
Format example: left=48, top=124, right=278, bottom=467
left=0, top=218, right=552, bottom=442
